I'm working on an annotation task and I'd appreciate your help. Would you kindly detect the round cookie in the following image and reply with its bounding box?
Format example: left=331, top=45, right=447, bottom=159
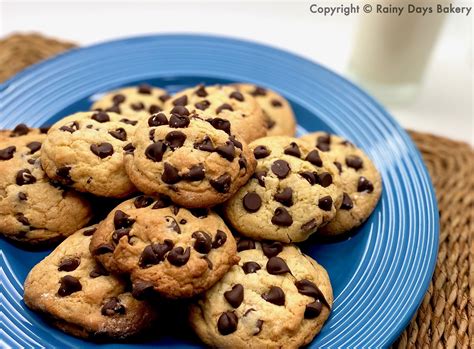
left=41, top=111, right=138, bottom=198
left=124, top=108, right=256, bottom=208
left=189, top=241, right=333, bottom=349
left=91, top=84, right=170, bottom=119
left=233, top=83, right=296, bottom=137
left=0, top=131, right=92, bottom=245
left=90, top=195, right=240, bottom=298
left=224, top=136, right=343, bottom=242
left=23, top=226, right=157, bottom=339
left=299, top=132, right=382, bottom=235
left=164, top=85, right=267, bottom=143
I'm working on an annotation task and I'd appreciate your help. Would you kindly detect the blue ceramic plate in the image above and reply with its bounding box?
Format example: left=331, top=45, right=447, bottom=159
left=0, top=35, right=438, bottom=348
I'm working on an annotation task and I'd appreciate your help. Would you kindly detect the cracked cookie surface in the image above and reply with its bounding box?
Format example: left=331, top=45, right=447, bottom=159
left=23, top=226, right=157, bottom=339
left=189, top=241, right=333, bottom=349
left=225, top=136, right=343, bottom=242
left=41, top=111, right=138, bottom=198
left=0, top=129, right=92, bottom=245
left=300, top=132, right=382, bottom=235
left=90, top=196, right=239, bottom=298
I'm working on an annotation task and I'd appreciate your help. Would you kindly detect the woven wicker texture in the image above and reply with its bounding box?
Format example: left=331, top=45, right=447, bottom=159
left=0, top=33, right=472, bottom=348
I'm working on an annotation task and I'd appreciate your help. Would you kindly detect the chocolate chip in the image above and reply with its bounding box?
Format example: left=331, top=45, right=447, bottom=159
left=59, top=121, right=79, bottom=133
left=253, top=145, right=270, bottom=159
left=341, top=193, right=354, bottom=210
left=124, top=143, right=136, bottom=154
left=216, top=103, right=233, bottom=114
left=165, top=131, right=187, bottom=150
left=208, top=118, right=231, bottom=135
left=10, top=124, right=30, bottom=136
left=212, top=230, right=227, bottom=248
left=253, top=171, right=267, bottom=187
left=237, top=239, right=255, bottom=252
left=138, top=84, right=152, bottom=94
left=318, top=172, right=333, bottom=187
left=295, top=279, right=330, bottom=308
left=251, top=86, right=267, bottom=96
left=183, top=164, right=205, bottom=181
left=58, top=275, right=82, bottom=297
left=167, top=246, right=191, bottom=266
left=112, top=94, right=125, bottom=104
left=228, top=135, right=242, bottom=150
left=114, top=210, right=135, bottom=229
left=169, top=114, right=190, bottom=128
left=145, top=141, right=167, bottom=162
left=16, top=169, right=36, bottom=185
left=101, top=297, right=125, bottom=316
left=194, top=136, right=215, bottom=152
left=152, top=194, right=172, bottom=209
left=301, top=219, right=318, bottom=231
left=305, top=300, right=322, bottom=319
left=274, top=188, right=293, bottom=207
left=262, top=286, right=285, bottom=306
left=26, top=142, right=41, bottom=154
left=243, top=192, right=261, bottom=213
left=58, top=257, right=80, bottom=272
left=271, top=160, right=290, bottom=179
left=229, top=91, right=244, bottom=101
left=172, top=205, right=180, bottom=215
left=305, top=150, right=322, bottom=167
left=159, top=94, right=171, bottom=102
left=172, top=95, right=188, bottom=106
left=18, top=192, right=27, bottom=201
left=264, top=113, right=276, bottom=129
left=148, top=113, right=168, bottom=126
left=195, top=100, right=210, bottom=111
left=139, top=240, right=174, bottom=268
left=216, top=141, right=235, bottom=161
left=192, top=231, right=212, bottom=254
left=357, top=176, right=374, bottom=193
left=134, top=195, right=155, bottom=208
left=318, top=196, right=333, bottom=211
left=149, top=105, right=162, bottom=114
left=334, top=161, right=343, bottom=174
left=242, top=261, right=261, bottom=274
left=217, top=311, right=238, bottom=335
left=16, top=213, right=30, bottom=226
left=266, top=257, right=290, bottom=275
left=284, top=142, right=301, bottom=158
left=180, top=219, right=187, bottom=225
left=316, top=134, right=331, bottom=152
left=56, top=166, right=73, bottom=185
left=91, top=112, right=110, bottom=123
left=224, top=284, right=244, bottom=308
left=346, top=155, right=363, bottom=170
left=27, top=158, right=37, bottom=165
left=40, top=126, right=50, bottom=134
left=112, top=228, right=131, bottom=244
left=170, top=105, right=190, bottom=117
left=131, top=102, right=145, bottom=111
left=271, top=207, right=293, bottom=226
left=109, top=128, right=127, bottom=141
left=132, top=280, right=155, bottom=299
left=195, top=85, right=208, bottom=97
left=261, top=241, right=283, bottom=258
left=190, top=208, right=209, bottom=218
left=106, top=105, right=121, bottom=113
left=210, top=173, right=231, bottom=193
left=90, top=143, right=114, bottom=158
left=0, top=146, right=16, bottom=160
left=83, top=227, right=96, bottom=236
left=271, top=99, right=283, bottom=107
left=89, top=263, right=109, bottom=278
left=161, top=163, right=181, bottom=184
left=238, top=155, right=247, bottom=171
left=300, top=171, right=318, bottom=185
left=93, top=243, right=115, bottom=255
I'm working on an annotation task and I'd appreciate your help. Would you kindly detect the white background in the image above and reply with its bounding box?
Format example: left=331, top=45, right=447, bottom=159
left=1, top=0, right=472, bottom=144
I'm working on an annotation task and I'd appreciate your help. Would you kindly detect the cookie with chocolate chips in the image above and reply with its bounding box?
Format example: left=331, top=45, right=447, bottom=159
left=0, top=129, right=92, bottom=245
left=41, top=111, right=138, bottom=198
left=300, top=132, right=382, bottom=235
left=164, top=84, right=267, bottom=143
left=23, top=226, right=157, bottom=339
left=91, top=84, right=169, bottom=119
left=232, top=83, right=296, bottom=137
left=124, top=108, right=256, bottom=208
left=90, top=196, right=239, bottom=298
left=224, top=136, right=343, bottom=242
left=189, top=241, right=333, bottom=348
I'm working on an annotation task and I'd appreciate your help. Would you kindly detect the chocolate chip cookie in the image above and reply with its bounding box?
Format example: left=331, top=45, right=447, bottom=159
left=23, top=226, right=157, bottom=339
left=0, top=130, right=92, bottom=245
left=164, top=85, right=267, bottom=143
left=233, top=83, right=296, bottom=137
left=0, top=123, right=50, bottom=140
left=224, top=136, right=343, bottom=242
left=189, top=241, right=333, bottom=349
left=299, top=132, right=382, bottom=235
left=41, top=111, right=138, bottom=198
left=91, top=84, right=169, bottom=119
left=90, top=196, right=240, bottom=298
left=124, top=108, right=256, bottom=208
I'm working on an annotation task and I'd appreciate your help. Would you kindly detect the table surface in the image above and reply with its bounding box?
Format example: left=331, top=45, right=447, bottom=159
left=1, top=0, right=472, bottom=144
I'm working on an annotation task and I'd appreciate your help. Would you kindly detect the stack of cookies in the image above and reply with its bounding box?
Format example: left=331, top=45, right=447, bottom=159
left=0, top=83, right=381, bottom=348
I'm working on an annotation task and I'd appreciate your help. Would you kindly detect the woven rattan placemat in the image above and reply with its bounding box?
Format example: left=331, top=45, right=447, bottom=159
left=1, top=33, right=472, bottom=348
